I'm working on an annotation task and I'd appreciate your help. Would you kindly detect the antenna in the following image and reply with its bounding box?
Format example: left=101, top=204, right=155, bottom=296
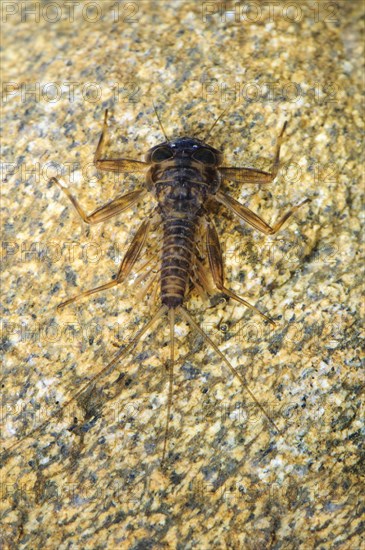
left=153, top=102, right=169, bottom=141
left=203, top=103, right=233, bottom=141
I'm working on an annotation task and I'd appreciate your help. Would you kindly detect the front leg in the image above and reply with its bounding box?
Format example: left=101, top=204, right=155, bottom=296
left=219, top=121, right=287, bottom=184
left=94, top=109, right=147, bottom=173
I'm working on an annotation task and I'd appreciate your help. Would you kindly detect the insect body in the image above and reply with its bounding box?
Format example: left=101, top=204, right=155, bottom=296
left=4, top=109, right=309, bottom=463
left=148, top=136, right=221, bottom=308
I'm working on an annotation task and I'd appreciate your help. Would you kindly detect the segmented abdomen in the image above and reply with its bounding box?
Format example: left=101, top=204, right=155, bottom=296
left=160, top=216, right=198, bottom=308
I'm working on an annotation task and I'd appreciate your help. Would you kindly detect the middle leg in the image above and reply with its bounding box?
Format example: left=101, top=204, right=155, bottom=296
left=215, top=192, right=310, bottom=235
left=51, top=176, right=146, bottom=225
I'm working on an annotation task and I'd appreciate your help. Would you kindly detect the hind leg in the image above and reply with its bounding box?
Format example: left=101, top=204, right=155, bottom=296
left=205, top=218, right=276, bottom=326
left=58, top=217, right=151, bottom=309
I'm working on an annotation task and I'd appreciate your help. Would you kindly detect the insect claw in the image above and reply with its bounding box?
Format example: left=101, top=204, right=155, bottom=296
left=299, top=198, right=311, bottom=207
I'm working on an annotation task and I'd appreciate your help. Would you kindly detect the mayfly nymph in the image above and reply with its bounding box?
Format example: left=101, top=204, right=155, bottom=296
left=5, top=108, right=309, bottom=462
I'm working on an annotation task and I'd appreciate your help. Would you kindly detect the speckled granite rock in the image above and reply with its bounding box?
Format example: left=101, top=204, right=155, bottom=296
left=1, top=1, right=363, bottom=548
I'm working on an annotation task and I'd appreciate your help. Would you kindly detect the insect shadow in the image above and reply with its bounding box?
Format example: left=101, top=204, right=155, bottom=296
left=3, top=106, right=309, bottom=464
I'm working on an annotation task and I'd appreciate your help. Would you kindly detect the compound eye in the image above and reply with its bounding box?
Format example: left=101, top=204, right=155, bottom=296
left=192, top=148, right=216, bottom=165
left=151, top=146, right=173, bottom=162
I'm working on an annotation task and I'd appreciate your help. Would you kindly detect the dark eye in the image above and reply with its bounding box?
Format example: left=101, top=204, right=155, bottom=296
left=192, top=148, right=216, bottom=165
left=151, top=146, right=173, bottom=162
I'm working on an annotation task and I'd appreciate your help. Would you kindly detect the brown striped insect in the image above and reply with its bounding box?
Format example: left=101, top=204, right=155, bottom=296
left=3, top=107, right=309, bottom=463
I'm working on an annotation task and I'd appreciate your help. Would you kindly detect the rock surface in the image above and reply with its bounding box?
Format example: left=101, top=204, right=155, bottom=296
left=1, top=1, right=363, bottom=548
